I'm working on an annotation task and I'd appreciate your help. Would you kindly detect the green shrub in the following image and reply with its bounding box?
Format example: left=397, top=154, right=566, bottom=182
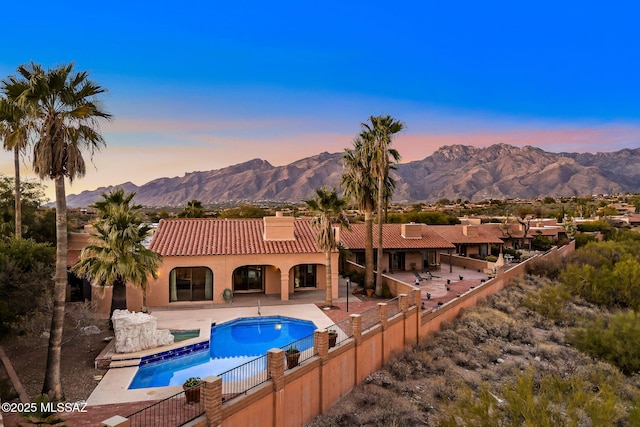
left=525, top=257, right=562, bottom=280
left=382, top=282, right=392, bottom=298
left=569, top=310, right=640, bottom=375
left=346, top=270, right=364, bottom=287
left=0, top=238, right=54, bottom=334
left=522, top=283, right=571, bottom=323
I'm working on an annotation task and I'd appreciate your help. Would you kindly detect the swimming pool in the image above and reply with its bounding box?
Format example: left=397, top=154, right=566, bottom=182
left=129, top=316, right=316, bottom=389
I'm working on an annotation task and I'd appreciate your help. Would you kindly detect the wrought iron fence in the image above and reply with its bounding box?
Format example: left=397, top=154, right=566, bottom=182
left=326, top=317, right=353, bottom=347
left=360, top=305, right=381, bottom=331
left=218, top=354, right=269, bottom=403
left=386, top=297, right=400, bottom=318
left=128, top=385, right=204, bottom=427
left=280, top=332, right=315, bottom=369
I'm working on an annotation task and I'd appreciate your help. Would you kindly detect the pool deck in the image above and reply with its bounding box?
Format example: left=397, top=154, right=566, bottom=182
left=87, top=302, right=342, bottom=406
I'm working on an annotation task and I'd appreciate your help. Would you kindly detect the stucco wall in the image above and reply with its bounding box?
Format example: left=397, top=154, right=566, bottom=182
left=119, top=251, right=338, bottom=311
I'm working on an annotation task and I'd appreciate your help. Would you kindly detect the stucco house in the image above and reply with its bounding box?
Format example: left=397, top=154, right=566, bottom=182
left=339, top=222, right=455, bottom=273
left=123, top=213, right=336, bottom=310
left=431, top=219, right=505, bottom=258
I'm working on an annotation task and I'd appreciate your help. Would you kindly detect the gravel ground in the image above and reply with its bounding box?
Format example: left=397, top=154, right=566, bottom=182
left=1, top=302, right=110, bottom=404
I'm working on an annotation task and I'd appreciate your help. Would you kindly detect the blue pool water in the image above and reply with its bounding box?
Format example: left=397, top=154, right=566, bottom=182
left=129, top=316, right=316, bottom=389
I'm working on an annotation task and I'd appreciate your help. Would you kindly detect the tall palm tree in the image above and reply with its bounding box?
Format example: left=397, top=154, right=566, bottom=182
left=306, top=187, right=349, bottom=308
left=178, top=199, right=206, bottom=218
left=341, top=135, right=377, bottom=290
left=3, top=62, right=111, bottom=401
left=0, top=96, right=31, bottom=239
left=73, top=188, right=161, bottom=318
left=361, top=115, right=404, bottom=297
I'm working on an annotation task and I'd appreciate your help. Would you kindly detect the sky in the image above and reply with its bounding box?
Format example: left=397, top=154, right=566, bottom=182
left=1, top=1, right=640, bottom=201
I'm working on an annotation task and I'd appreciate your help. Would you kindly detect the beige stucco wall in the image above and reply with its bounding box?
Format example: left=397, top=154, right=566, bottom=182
left=125, top=251, right=339, bottom=311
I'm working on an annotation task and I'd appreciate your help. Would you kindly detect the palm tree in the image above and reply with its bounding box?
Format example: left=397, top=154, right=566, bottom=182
left=73, top=189, right=161, bottom=318
left=361, top=115, right=404, bottom=297
left=341, top=135, right=377, bottom=290
left=0, top=96, right=31, bottom=239
left=306, top=187, right=349, bottom=308
left=178, top=199, right=206, bottom=218
left=3, top=62, right=111, bottom=401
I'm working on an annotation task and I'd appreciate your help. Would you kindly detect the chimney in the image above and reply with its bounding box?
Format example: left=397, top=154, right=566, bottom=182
left=263, top=212, right=295, bottom=241
left=463, top=225, right=479, bottom=237
left=401, top=222, right=422, bottom=239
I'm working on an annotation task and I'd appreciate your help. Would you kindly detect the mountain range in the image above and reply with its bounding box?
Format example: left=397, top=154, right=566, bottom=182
left=66, top=144, right=640, bottom=208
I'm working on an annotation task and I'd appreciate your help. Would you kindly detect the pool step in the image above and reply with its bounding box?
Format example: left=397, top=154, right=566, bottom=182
left=109, top=358, right=141, bottom=368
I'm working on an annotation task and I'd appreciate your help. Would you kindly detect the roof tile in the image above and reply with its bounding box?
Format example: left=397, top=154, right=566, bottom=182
left=150, top=218, right=321, bottom=256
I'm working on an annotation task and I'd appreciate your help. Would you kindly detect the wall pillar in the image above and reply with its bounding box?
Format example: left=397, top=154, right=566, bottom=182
left=399, top=293, right=408, bottom=314
left=350, top=314, right=362, bottom=384
left=267, top=348, right=285, bottom=427
left=203, top=376, right=223, bottom=427
left=378, top=303, right=388, bottom=330
left=280, top=271, right=289, bottom=301
left=314, top=330, right=329, bottom=362
left=350, top=314, right=362, bottom=345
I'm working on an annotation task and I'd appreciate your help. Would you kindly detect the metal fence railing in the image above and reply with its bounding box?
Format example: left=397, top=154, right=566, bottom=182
left=280, top=333, right=315, bottom=369
left=128, top=385, right=204, bottom=427
left=360, top=305, right=380, bottom=331
left=386, top=297, right=401, bottom=319
left=326, top=317, right=353, bottom=347
left=218, top=354, right=270, bottom=403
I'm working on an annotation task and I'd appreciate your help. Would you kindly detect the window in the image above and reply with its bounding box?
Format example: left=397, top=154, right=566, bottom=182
left=169, top=267, right=213, bottom=302
left=233, top=266, right=264, bottom=292
left=294, top=264, right=316, bottom=288
left=390, top=252, right=405, bottom=271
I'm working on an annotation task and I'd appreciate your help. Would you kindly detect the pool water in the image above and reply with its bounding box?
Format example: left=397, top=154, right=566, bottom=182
left=129, top=316, right=316, bottom=389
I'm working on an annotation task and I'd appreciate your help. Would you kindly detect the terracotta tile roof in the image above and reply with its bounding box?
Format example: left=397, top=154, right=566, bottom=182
left=431, top=224, right=506, bottom=244
left=527, top=227, right=564, bottom=238
left=340, top=223, right=455, bottom=250
left=627, top=213, right=640, bottom=224
left=150, top=218, right=321, bottom=256
left=482, top=223, right=526, bottom=240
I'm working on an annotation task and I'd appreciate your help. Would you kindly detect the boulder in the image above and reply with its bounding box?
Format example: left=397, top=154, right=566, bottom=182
left=111, top=309, right=174, bottom=353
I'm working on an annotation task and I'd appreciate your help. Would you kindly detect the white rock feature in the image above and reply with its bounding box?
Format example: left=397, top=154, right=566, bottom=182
left=111, top=309, right=174, bottom=353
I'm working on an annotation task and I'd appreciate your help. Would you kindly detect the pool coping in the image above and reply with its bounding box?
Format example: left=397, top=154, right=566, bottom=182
left=86, top=303, right=336, bottom=406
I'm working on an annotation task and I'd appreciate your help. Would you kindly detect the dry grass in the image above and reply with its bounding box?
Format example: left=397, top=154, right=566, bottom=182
left=307, top=276, right=640, bottom=426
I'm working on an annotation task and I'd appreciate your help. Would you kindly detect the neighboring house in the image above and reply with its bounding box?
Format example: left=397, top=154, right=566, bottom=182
left=339, top=222, right=455, bottom=273
left=139, top=213, right=337, bottom=308
left=526, top=220, right=568, bottom=245
left=431, top=219, right=505, bottom=258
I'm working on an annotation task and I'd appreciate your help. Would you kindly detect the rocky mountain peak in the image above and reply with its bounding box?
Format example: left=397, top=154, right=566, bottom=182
left=65, top=145, right=640, bottom=207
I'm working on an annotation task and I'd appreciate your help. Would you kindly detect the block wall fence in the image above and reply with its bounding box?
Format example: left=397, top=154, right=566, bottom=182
left=103, top=242, right=575, bottom=427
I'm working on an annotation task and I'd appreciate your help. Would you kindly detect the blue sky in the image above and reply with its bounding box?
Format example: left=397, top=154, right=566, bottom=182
left=2, top=1, right=639, bottom=200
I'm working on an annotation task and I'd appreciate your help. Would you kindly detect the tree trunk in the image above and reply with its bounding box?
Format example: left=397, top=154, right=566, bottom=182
left=42, top=175, right=66, bottom=401
left=13, top=145, right=21, bottom=239
left=375, top=176, right=384, bottom=297
left=325, top=250, right=332, bottom=308
left=364, top=210, right=374, bottom=289
left=111, top=279, right=128, bottom=318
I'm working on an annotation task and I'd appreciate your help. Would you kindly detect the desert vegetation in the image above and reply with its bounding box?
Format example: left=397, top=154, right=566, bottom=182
left=309, top=232, right=640, bottom=426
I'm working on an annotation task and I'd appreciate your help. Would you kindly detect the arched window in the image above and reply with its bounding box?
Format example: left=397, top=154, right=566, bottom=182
left=169, top=267, right=213, bottom=302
